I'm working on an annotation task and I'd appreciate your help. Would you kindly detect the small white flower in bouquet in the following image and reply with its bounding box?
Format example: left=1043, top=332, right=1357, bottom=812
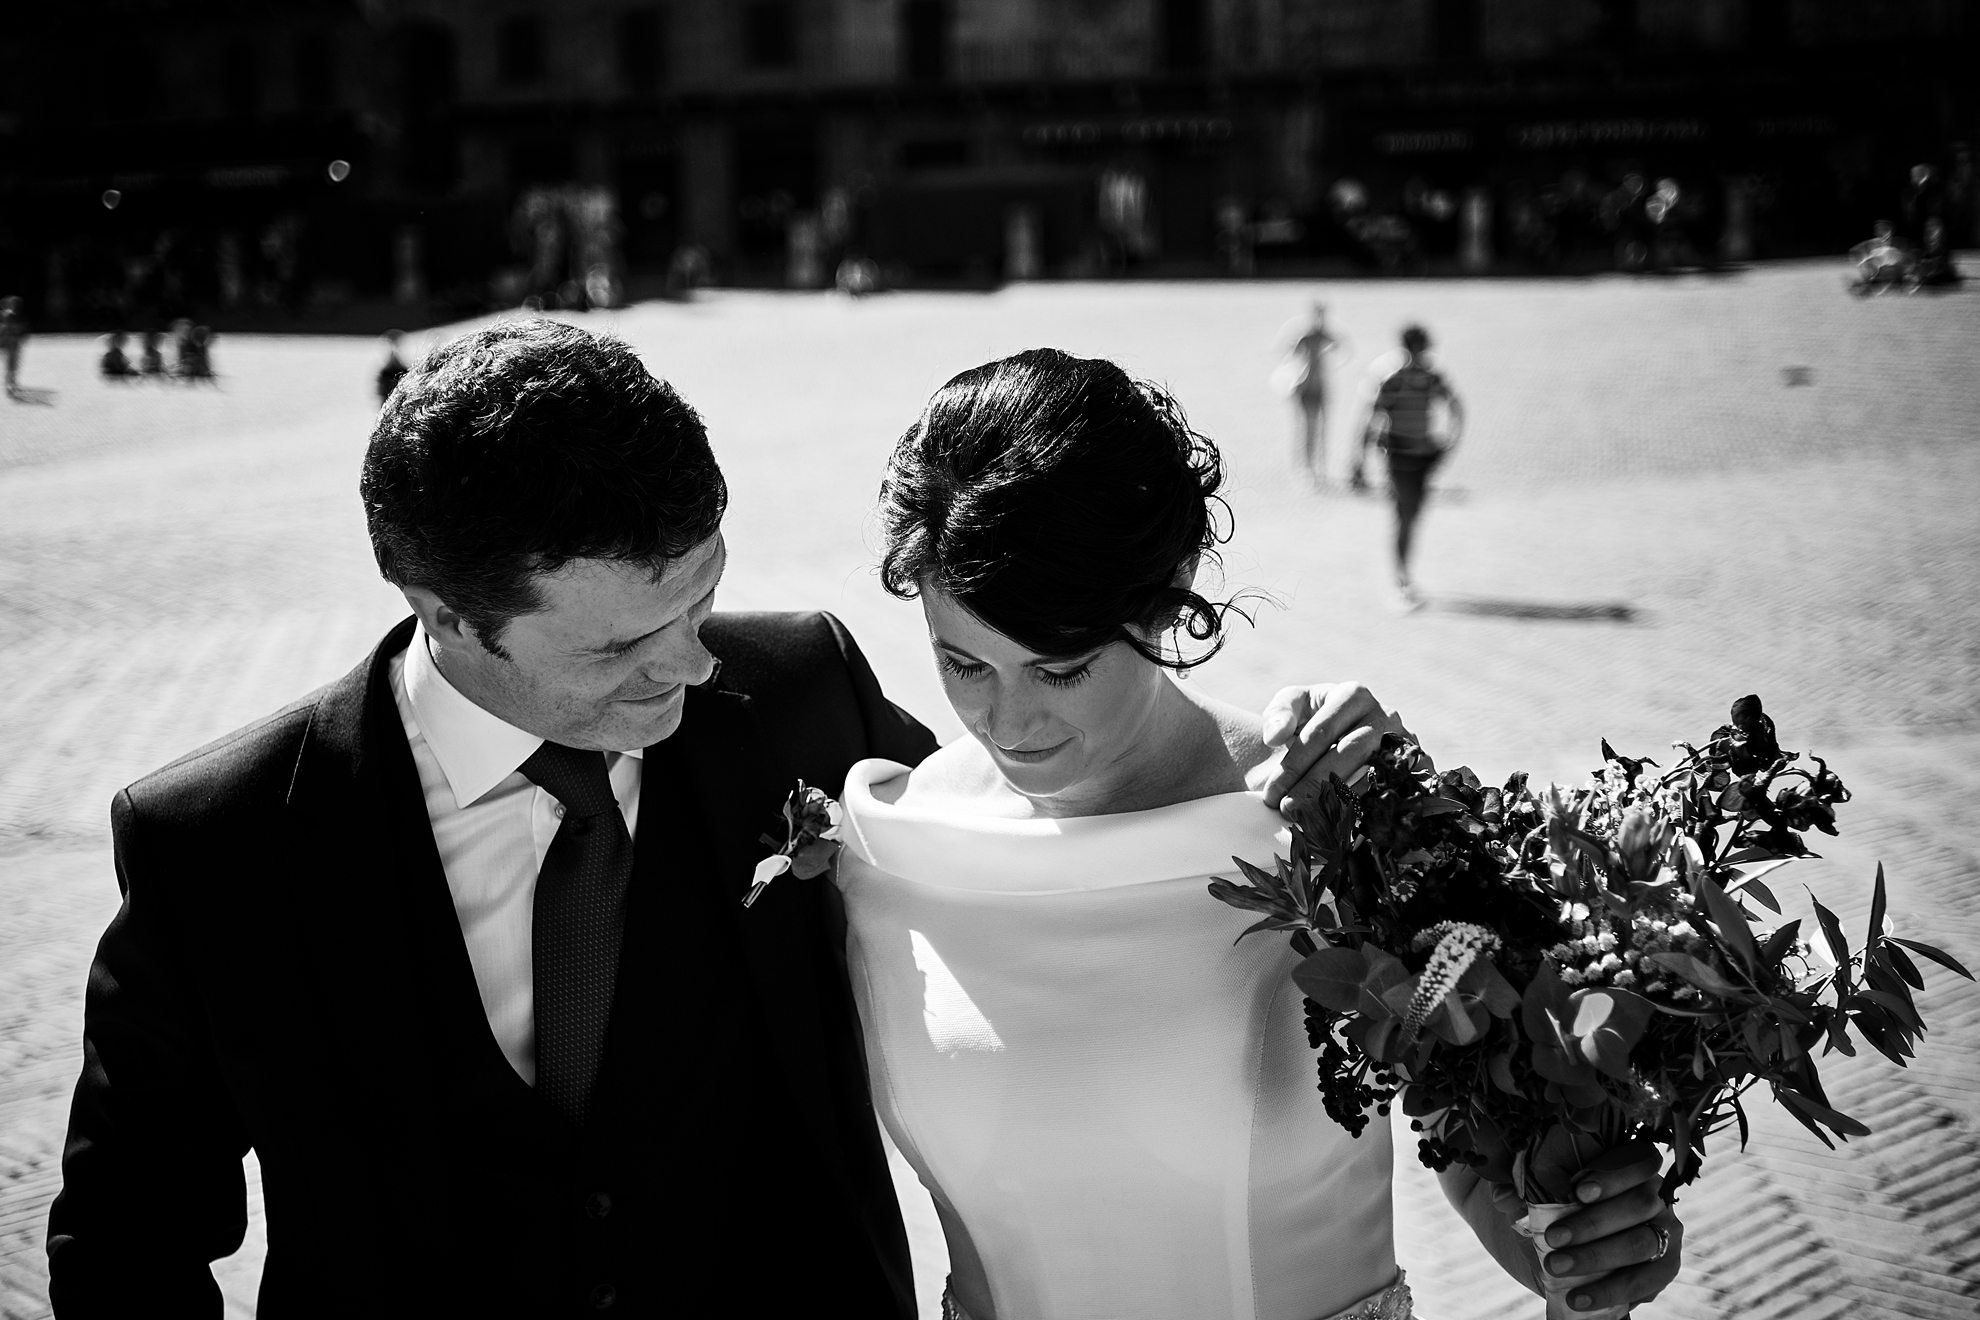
left=1211, top=695, right=1972, bottom=1319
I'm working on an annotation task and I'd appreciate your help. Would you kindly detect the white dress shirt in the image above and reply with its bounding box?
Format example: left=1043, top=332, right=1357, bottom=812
left=390, top=628, right=642, bottom=1084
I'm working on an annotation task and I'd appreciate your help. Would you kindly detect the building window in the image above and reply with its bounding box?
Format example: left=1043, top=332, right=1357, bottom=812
left=1744, top=0, right=1789, bottom=49
left=498, top=14, right=547, bottom=86
left=512, top=135, right=575, bottom=186
left=297, top=35, right=335, bottom=111
left=619, top=7, right=665, bottom=93
left=1595, top=0, right=1639, bottom=51
left=1432, top=0, right=1478, bottom=61
left=742, top=1, right=797, bottom=70
left=102, top=38, right=158, bottom=120
left=400, top=23, right=459, bottom=114
left=221, top=41, right=259, bottom=118
left=902, top=0, right=947, bottom=81
left=899, top=137, right=969, bottom=171
left=1160, top=0, right=1208, bottom=74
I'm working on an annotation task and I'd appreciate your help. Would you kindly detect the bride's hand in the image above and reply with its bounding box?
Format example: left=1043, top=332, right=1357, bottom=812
left=1255, top=682, right=1416, bottom=817
left=1529, top=1140, right=1684, bottom=1313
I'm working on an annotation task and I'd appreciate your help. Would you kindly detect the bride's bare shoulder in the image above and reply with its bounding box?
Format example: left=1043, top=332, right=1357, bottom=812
left=1188, top=691, right=1273, bottom=779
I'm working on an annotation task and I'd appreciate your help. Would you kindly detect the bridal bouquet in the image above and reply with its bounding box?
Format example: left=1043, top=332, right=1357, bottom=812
left=1210, top=696, right=1970, bottom=1218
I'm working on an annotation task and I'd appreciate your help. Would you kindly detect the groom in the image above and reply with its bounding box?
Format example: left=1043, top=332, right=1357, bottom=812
left=46, top=320, right=1398, bottom=1318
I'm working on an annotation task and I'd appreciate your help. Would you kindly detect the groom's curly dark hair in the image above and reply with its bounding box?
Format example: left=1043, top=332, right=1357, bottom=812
left=361, top=318, right=726, bottom=657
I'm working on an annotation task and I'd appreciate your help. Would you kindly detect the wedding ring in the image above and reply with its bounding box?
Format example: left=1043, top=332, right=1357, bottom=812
left=1649, top=1224, right=1671, bottom=1262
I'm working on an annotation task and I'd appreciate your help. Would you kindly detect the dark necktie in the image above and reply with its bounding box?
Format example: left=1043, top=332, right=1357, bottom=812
left=521, top=740, right=634, bottom=1128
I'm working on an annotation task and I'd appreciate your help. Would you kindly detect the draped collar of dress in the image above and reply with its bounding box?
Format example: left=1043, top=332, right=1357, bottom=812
left=839, top=757, right=1289, bottom=894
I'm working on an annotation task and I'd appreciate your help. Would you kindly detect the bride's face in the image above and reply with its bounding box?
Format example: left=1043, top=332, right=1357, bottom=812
left=921, top=587, right=1171, bottom=808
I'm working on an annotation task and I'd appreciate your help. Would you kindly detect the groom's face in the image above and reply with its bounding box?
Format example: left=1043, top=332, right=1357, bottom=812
left=430, top=533, right=726, bottom=752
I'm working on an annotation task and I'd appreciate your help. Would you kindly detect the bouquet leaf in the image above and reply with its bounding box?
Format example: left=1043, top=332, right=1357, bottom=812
left=1293, top=947, right=1370, bottom=1013
left=1887, top=937, right=1973, bottom=980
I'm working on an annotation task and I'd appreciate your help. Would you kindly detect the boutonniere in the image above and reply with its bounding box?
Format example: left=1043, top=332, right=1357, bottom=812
left=744, top=780, right=842, bottom=908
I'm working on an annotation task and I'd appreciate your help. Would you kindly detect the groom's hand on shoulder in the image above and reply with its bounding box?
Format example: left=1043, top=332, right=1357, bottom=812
left=1256, top=682, right=1416, bottom=818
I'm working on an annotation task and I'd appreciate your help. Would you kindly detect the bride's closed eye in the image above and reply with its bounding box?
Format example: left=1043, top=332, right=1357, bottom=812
left=1036, top=663, right=1093, bottom=688
left=937, top=652, right=990, bottom=681
left=936, top=652, right=1094, bottom=688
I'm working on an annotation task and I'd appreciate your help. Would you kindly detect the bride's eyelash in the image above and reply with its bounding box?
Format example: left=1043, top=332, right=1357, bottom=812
left=938, top=652, right=988, bottom=680
left=1038, top=664, right=1093, bottom=689
left=937, top=652, right=1092, bottom=688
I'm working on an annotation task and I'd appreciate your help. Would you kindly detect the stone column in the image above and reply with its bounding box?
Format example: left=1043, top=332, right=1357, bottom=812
left=1720, top=177, right=1754, bottom=263
left=1004, top=205, right=1043, bottom=280
left=393, top=225, right=426, bottom=305
left=680, top=120, right=735, bottom=261
left=1460, top=187, right=1493, bottom=272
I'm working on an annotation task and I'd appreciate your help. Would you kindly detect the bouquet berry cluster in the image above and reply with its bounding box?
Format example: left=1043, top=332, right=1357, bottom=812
left=1210, top=696, right=1971, bottom=1207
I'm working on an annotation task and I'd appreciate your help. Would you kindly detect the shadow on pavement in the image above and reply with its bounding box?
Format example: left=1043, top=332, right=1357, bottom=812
left=6, top=387, right=57, bottom=406
left=1427, top=594, right=1638, bottom=623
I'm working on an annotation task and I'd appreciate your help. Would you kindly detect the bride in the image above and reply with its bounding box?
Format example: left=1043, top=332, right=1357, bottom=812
left=835, top=349, right=1685, bottom=1320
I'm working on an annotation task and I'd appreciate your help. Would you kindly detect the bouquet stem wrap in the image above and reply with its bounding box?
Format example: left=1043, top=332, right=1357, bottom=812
left=1513, top=1202, right=1630, bottom=1320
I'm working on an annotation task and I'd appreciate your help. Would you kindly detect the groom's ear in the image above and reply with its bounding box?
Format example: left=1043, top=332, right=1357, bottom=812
left=403, top=586, right=476, bottom=652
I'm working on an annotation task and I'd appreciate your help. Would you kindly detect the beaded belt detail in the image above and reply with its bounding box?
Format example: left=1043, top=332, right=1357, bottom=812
left=939, top=1268, right=1413, bottom=1320
left=1326, top=1269, right=1414, bottom=1320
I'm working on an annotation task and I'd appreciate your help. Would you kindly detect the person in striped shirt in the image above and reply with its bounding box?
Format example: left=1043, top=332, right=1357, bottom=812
left=1353, top=324, right=1464, bottom=610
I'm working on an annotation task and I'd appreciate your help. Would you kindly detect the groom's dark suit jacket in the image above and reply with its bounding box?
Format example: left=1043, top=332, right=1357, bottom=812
left=47, top=612, right=937, bottom=1318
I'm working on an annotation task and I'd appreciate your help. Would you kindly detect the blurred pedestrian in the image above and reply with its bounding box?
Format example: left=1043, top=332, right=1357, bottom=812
left=376, top=330, right=409, bottom=402
left=1275, top=301, right=1346, bottom=486
left=665, top=243, right=711, bottom=296
left=178, top=325, right=216, bottom=384
left=167, top=318, right=194, bottom=379
left=1900, top=163, right=1944, bottom=246
left=1914, top=217, right=1963, bottom=289
left=139, top=329, right=167, bottom=379
left=1, top=295, right=27, bottom=398
left=1215, top=199, right=1256, bottom=276
left=100, top=331, right=137, bottom=380
left=1353, top=324, right=1464, bottom=610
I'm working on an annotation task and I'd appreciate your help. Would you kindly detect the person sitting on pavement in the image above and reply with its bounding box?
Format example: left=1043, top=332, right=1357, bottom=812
left=139, top=329, right=167, bottom=380
left=1849, top=220, right=1914, bottom=294
left=100, top=332, right=137, bottom=381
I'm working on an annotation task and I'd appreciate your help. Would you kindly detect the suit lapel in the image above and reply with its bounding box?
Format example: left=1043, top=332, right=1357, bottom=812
left=654, top=682, right=861, bottom=1187
left=283, top=619, right=505, bottom=1205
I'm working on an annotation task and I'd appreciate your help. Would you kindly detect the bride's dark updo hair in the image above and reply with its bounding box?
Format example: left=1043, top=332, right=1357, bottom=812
left=878, top=348, right=1240, bottom=671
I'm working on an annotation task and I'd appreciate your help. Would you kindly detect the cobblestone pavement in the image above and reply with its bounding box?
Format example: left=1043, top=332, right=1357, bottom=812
left=2, top=265, right=1976, bottom=1318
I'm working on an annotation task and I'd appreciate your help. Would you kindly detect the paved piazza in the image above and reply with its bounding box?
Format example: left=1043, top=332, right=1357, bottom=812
left=1, top=264, right=1976, bottom=1318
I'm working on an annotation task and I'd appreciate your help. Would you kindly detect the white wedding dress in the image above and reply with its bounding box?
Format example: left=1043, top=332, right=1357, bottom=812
left=837, top=758, right=1410, bottom=1320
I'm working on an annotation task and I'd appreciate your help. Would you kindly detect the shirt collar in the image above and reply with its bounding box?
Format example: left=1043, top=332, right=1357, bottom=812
left=403, top=626, right=641, bottom=810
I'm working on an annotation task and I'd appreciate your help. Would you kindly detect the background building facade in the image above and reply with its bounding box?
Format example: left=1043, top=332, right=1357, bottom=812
left=3, top=0, right=1975, bottom=323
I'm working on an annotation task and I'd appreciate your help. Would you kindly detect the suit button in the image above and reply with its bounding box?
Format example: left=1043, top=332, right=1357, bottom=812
left=584, top=1190, right=613, bottom=1220
left=588, top=1283, right=617, bottom=1309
